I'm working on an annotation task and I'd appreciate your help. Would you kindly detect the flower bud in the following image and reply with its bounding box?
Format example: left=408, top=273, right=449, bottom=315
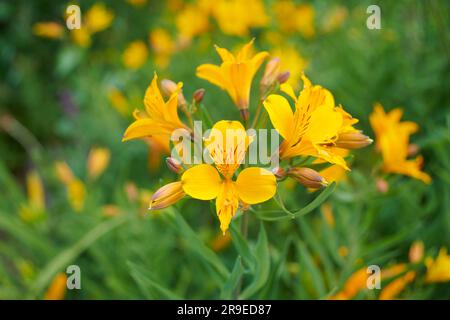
left=149, top=181, right=185, bottom=210
left=272, top=166, right=286, bottom=180
left=165, top=157, right=183, bottom=174
left=288, top=167, right=328, bottom=188
left=409, top=240, right=424, bottom=263
left=161, top=79, right=186, bottom=106
left=376, top=178, right=389, bottom=193
left=407, top=144, right=419, bottom=157
left=277, top=71, right=290, bottom=84
left=193, top=88, right=205, bottom=103
left=335, top=131, right=373, bottom=149
left=260, top=57, right=281, bottom=93
left=240, top=108, right=249, bottom=122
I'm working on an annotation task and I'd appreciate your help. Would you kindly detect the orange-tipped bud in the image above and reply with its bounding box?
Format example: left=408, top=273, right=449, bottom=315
left=409, top=240, right=424, bottom=263
left=272, top=167, right=286, bottom=180
left=193, top=88, right=205, bottom=103
left=161, top=79, right=186, bottom=106
left=165, top=157, right=183, bottom=174
left=277, top=71, right=290, bottom=84
left=376, top=178, right=389, bottom=193
left=260, top=57, right=281, bottom=93
left=149, top=181, right=185, bottom=210
left=288, top=167, right=328, bottom=188
left=240, top=108, right=249, bottom=122
left=407, top=144, right=419, bottom=157
left=336, top=131, right=373, bottom=149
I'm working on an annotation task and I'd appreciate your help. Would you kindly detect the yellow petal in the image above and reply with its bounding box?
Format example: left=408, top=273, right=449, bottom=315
left=216, top=180, right=239, bottom=233
left=280, top=83, right=297, bottom=101
left=122, top=118, right=171, bottom=141
left=235, top=167, right=277, bottom=204
left=263, top=94, right=294, bottom=140
left=87, top=147, right=110, bottom=180
left=181, top=164, right=222, bottom=200
left=215, top=45, right=234, bottom=62
left=196, top=64, right=227, bottom=89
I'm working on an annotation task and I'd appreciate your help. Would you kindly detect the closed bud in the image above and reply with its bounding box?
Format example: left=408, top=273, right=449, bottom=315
left=288, top=167, right=328, bottom=188
left=277, top=71, right=290, bottom=84
left=149, top=181, right=185, bottom=210
left=335, top=131, right=373, bottom=149
left=376, top=178, right=389, bottom=193
left=193, top=88, right=205, bottom=103
left=165, top=157, right=183, bottom=174
left=407, top=144, right=419, bottom=157
left=409, top=240, right=424, bottom=263
left=260, top=57, right=281, bottom=93
left=240, top=108, right=249, bottom=122
left=161, top=79, right=186, bottom=106
left=272, top=167, right=286, bottom=180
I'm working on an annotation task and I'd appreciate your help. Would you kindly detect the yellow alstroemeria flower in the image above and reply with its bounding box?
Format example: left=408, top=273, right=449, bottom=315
left=149, top=28, right=175, bottom=69
left=176, top=4, right=209, bottom=41
left=273, top=1, right=315, bottom=38
left=369, top=103, right=431, bottom=184
left=180, top=120, right=277, bottom=233
left=425, top=248, right=450, bottom=283
left=122, top=72, right=189, bottom=143
left=32, top=22, right=64, bottom=39
left=264, top=74, right=370, bottom=170
left=122, top=40, right=149, bottom=69
left=196, top=40, right=269, bottom=118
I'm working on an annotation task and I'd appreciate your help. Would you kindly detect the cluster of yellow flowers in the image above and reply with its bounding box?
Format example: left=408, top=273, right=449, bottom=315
left=122, top=40, right=373, bottom=233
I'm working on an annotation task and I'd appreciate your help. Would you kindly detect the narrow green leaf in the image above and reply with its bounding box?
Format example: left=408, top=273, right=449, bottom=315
left=220, top=256, right=244, bottom=299
left=239, top=223, right=270, bottom=299
left=230, top=223, right=255, bottom=271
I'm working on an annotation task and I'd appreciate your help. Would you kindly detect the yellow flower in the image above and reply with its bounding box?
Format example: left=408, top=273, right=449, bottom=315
left=264, top=74, right=370, bottom=169
left=32, top=22, right=64, bottom=39
left=122, top=41, right=149, bottom=69
left=68, top=179, right=86, bottom=212
left=108, top=88, right=132, bottom=117
left=176, top=4, right=209, bottom=41
left=55, top=161, right=75, bottom=185
left=369, top=103, right=431, bottom=184
left=122, top=72, right=189, bottom=143
left=70, top=3, right=114, bottom=47
left=330, top=268, right=368, bottom=300
left=44, top=273, right=67, bottom=300
left=270, top=46, right=307, bottom=88
left=126, top=0, right=147, bottom=6
left=196, top=40, right=268, bottom=117
left=321, top=5, right=348, bottom=33
left=84, top=3, right=114, bottom=34
left=379, top=271, right=415, bottom=300
left=149, top=28, right=175, bottom=69
left=181, top=121, right=277, bottom=233
left=425, top=248, right=450, bottom=283
left=87, top=147, right=110, bottom=180
left=19, top=170, right=47, bottom=223
left=273, top=1, right=315, bottom=38
left=212, top=0, right=269, bottom=36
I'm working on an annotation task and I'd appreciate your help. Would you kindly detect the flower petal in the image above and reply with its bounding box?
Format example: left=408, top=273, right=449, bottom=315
left=235, top=167, right=277, bottom=204
left=181, top=164, right=222, bottom=200
left=122, top=118, right=170, bottom=141
left=196, top=64, right=227, bottom=89
left=263, top=94, right=294, bottom=140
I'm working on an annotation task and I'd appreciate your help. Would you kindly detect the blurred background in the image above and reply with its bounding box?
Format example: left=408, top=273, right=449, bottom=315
left=0, top=0, right=449, bottom=299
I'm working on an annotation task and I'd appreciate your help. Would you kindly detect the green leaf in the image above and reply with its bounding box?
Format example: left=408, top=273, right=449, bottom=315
left=254, top=182, right=336, bottom=221
left=297, top=241, right=327, bottom=298
left=230, top=223, right=255, bottom=271
left=239, top=223, right=270, bottom=299
left=220, top=256, right=244, bottom=299
left=164, top=207, right=230, bottom=281
left=128, top=261, right=181, bottom=299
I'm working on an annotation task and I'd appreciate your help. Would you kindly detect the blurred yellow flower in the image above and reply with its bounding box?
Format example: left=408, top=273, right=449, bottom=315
left=370, top=103, right=431, bottom=184
left=270, top=46, right=307, bottom=88
left=264, top=75, right=370, bottom=170
left=44, top=273, right=67, bottom=300
left=425, top=248, right=450, bottom=283
left=126, top=0, right=147, bottom=6
left=409, top=240, right=424, bottom=263
left=19, top=170, right=46, bottom=223
left=321, top=5, right=348, bottom=33
left=87, top=147, right=111, bottom=180
left=181, top=120, right=276, bottom=233
left=122, top=41, right=149, bottom=69
left=122, top=72, right=189, bottom=143
left=210, top=231, right=232, bottom=252
left=212, top=0, right=269, bottom=36
left=176, top=4, right=209, bottom=41
left=330, top=268, right=367, bottom=300
left=149, top=28, right=175, bottom=69
left=197, top=40, right=268, bottom=119
left=70, top=3, right=114, bottom=47
left=32, top=22, right=64, bottom=39
left=54, top=161, right=86, bottom=212
left=273, top=0, right=315, bottom=38
left=108, top=88, right=132, bottom=117
left=84, top=3, right=114, bottom=34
